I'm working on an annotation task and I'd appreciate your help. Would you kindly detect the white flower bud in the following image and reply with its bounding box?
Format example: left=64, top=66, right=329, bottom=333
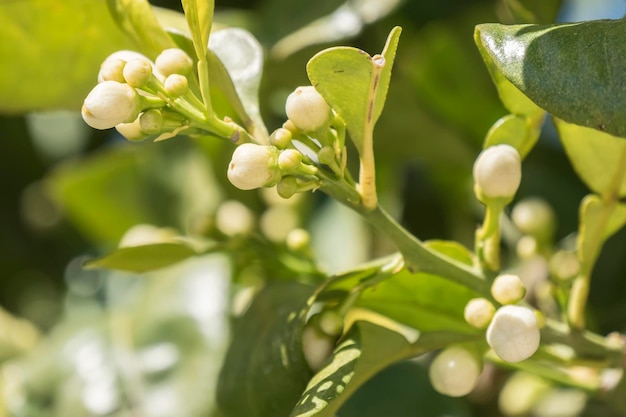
left=82, top=81, right=141, bottom=130
left=215, top=200, right=255, bottom=236
left=123, top=58, right=153, bottom=88
left=98, top=50, right=150, bottom=83
left=473, top=144, right=522, bottom=201
left=227, top=144, right=281, bottom=190
left=464, top=298, right=495, bottom=329
left=512, top=198, right=555, bottom=237
left=429, top=346, right=481, bottom=397
left=491, top=274, right=526, bottom=305
left=285, top=86, right=331, bottom=132
left=286, top=228, right=311, bottom=252
left=269, top=128, right=293, bottom=148
left=487, top=305, right=540, bottom=363
left=278, top=149, right=303, bottom=172
left=163, top=74, right=189, bottom=97
left=155, top=48, right=193, bottom=77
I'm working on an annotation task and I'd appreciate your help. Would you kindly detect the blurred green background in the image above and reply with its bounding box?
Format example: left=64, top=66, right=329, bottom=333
left=1, top=0, right=626, bottom=416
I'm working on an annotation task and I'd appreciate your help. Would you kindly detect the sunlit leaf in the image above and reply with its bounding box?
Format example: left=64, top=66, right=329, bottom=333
left=181, top=0, right=214, bottom=61
left=306, top=27, right=401, bottom=154
left=0, top=0, right=135, bottom=112
left=290, top=321, right=474, bottom=417
left=475, top=20, right=626, bottom=138
left=85, top=241, right=207, bottom=273
left=217, top=283, right=315, bottom=417
left=424, top=240, right=475, bottom=267
left=555, top=119, right=626, bottom=198
left=483, top=114, right=541, bottom=158
left=579, top=195, right=626, bottom=264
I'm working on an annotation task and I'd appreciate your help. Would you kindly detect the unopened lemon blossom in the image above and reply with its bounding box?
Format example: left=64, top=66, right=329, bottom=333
left=487, top=305, right=540, bottom=363
left=155, top=48, right=193, bottom=76
left=473, top=144, right=522, bottom=202
left=285, top=86, right=331, bottom=132
left=429, top=346, right=481, bottom=397
left=81, top=81, right=141, bottom=130
left=227, top=143, right=282, bottom=190
left=98, top=50, right=151, bottom=83
left=491, top=273, right=526, bottom=305
left=464, top=297, right=495, bottom=329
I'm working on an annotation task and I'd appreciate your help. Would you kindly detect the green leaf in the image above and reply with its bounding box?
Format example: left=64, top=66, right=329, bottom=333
left=474, top=20, right=626, bottom=138
left=217, top=283, right=315, bottom=417
left=106, top=0, right=177, bottom=59
left=555, top=119, right=626, bottom=198
left=579, top=195, right=626, bottom=264
left=424, top=240, right=476, bottom=267
left=483, top=114, right=541, bottom=158
left=85, top=242, right=204, bottom=273
left=0, top=0, right=134, bottom=112
left=181, top=0, right=214, bottom=61
left=500, top=0, right=563, bottom=24
left=306, top=27, right=401, bottom=154
left=290, top=321, right=474, bottom=417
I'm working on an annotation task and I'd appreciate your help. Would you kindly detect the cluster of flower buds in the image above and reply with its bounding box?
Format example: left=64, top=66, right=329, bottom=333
left=82, top=48, right=201, bottom=142
left=227, top=85, right=345, bottom=199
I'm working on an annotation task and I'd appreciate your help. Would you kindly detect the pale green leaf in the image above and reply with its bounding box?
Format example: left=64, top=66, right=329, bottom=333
left=579, top=195, right=626, bottom=264
left=475, top=20, right=626, bottom=138
left=556, top=119, right=626, bottom=198
left=306, top=27, right=401, bottom=154
left=181, top=0, right=214, bottom=61
left=500, top=0, right=563, bottom=24
left=85, top=242, right=202, bottom=273
left=107, top=0, right=177, bottom=59
left=424, top=240, right=476, bottom=267
left=217, top=283, right=315, bottom=417
left=483, top=114, right=542, bottom=158
left=290, top=321, right=474, bottom=417
left=0, top=0, right=135, bottom=112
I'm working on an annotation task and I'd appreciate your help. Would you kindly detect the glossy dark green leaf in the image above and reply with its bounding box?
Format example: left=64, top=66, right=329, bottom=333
left=290, top=321, right=474, bottom=417
left=0, top=0, right=135, bottom=112
left=475, top=20, right=626, bottom=138
left=106, top=0, right=176, bottom=59
left=85, top=242, right=202, bottom=273
left=556, top=119, right=626, bottom=197
left=306, top=27, right=401, bottom=154
left=217, top=283, right=315, bottom=417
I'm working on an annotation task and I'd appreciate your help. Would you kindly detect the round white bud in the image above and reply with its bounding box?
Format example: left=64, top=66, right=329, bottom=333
left=82, top=81, right=141, bottom=130
left=487, top=305, right=540, bottom=363
left=123, top=58, right=153, bottom=87
left=285, top=86, right=331, bottom=132
left=473, top=144, right=522, bottom=201
left=215, top=200, right=255, bottom=236
left=491, top=274, right=526, bottom=305
left=98, top=50, right=150, bottom=83
left=286, top=228, right=311, bottom=252
left=278, top=149, right=303, bottom=172
left=429, top=346, right=481, bottom=397
left=512, top=198, right=555, bottom=237
left=227, top=144, right=281, bottom=190
left=464, top=298, right=495, bottom=329
left=269, top=128, right=293, bottom=148
left=155, top=48, right=193, bottom=77
left=302, top=319, right=335, bottom=372
left=163, top=74, right=189, bottom=97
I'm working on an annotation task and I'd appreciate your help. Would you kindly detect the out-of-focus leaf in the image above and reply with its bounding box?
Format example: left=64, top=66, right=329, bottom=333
left=555, top=119, right=626, bottom=198
left=578, top=195, right=626, bottom=264
left=106, top=0, right=176, bottom=59
left=271, top=0, right=402, bottom=59
left=209, top=28, right=269, bottom=141
left=424, top=240, right=475, bottom=267
left=217, top=282, right=315, bottom=417
left=483, top=113, right=542, bottom=158
left=0, top=307, right=40, bottom=362
left=290, top=321, right=474, bottom=417
left=181, top=0, right=213, bottom=60
left=475, top=20, right=626, bottom=138
left=85, top=242, right=207, bottom=273
left=499, top=0, right=563, bottom=24
left=307, top=27, right=401, bottom=154
left=0, top=0, right=135, bottom=112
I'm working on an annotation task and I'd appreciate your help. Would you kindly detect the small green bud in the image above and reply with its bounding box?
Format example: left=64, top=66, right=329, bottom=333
left=82, top=81, right=141, bottom=130
left=155, top=48, right=193, bottom=77
left=227, top=144, right=281, bottom=190
left=278, top=149, right=303, bottom=172
left=269, top=127, right=293, bottom=148
left=123, top=58, right=153, bottom=88
left=139, top=110, right=163, bottom=135
left=429, top=346, right=481, bottom=397
left=163, top=74, right=189, bottom=97
left=317, top=146, right=335, bottom=165
left=285, top=86, right=331, bottom=132
left=277, top=176, right=298, bottom=199
left=473, top=144, right=521, bottom=203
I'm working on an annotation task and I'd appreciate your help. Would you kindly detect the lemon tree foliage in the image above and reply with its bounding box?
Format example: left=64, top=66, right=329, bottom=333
left=4, top=0, right=626, bottom=416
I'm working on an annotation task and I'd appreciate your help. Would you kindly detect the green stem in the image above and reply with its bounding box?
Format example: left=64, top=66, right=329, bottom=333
left=475, top=202, right=504, bottom=272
